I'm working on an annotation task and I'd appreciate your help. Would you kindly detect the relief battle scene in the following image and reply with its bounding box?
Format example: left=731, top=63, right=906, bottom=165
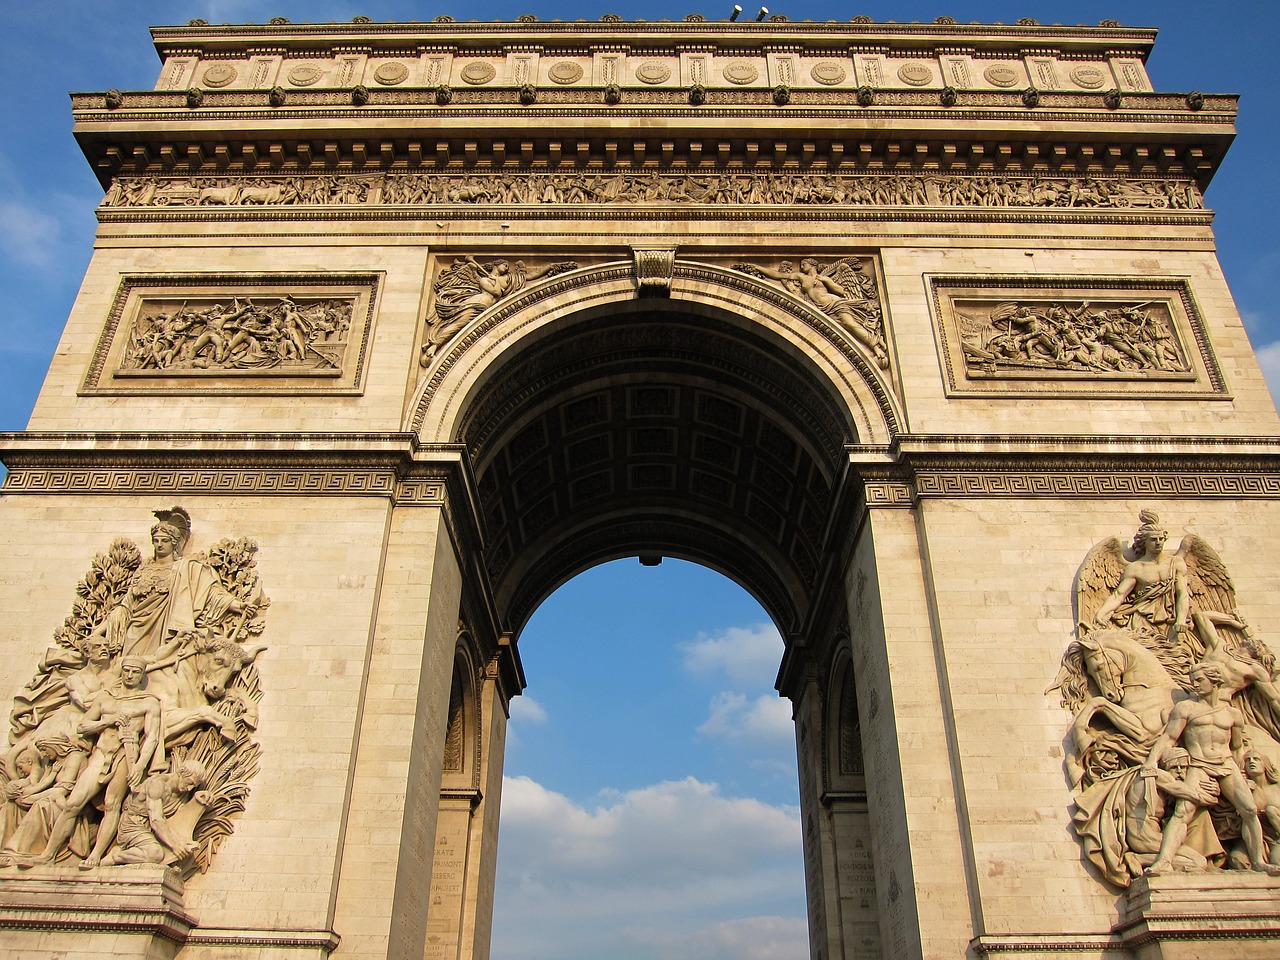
left=83, top=274, right=379, bottom=395
left=119, top=295, right=353, bottom=375
left=931, top=278, right=1223, bottom=397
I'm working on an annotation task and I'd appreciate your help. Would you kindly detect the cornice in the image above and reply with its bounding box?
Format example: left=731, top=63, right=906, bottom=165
left=72, top=89, right=1235, bottom=191
left=73, top=90, right=1236, bottom=126
left=149, top=19, right=1158, bottom=56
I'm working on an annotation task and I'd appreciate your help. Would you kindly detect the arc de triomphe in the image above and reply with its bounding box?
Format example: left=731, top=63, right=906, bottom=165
left=1, top=14, right=1279, bottom=960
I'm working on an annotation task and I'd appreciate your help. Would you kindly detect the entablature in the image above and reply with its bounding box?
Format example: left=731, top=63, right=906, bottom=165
left=69, top=17, right=1236, bottom=191
left=73, top=93, right=1233, bottom=191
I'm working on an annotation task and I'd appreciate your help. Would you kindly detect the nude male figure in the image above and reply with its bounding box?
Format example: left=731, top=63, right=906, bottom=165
left=1142, top=661, right=1269, bottom=875
left=22, top=656, right=163, bottom=868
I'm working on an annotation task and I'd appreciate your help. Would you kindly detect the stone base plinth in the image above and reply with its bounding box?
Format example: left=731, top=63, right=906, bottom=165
left=0, top=864, right=193, bottom=958
left=0, top=865, right=341, bottom=958
left=1116, top=873, right=1280, bottom=959
left=971, top=874, right=1280, bottom=959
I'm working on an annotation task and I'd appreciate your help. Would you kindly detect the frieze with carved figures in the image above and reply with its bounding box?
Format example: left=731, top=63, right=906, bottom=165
left=101, top=172, right=1204, bottom=212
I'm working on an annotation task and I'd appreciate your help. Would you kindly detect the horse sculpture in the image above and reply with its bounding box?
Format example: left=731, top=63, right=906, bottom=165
left=1049, top=628, right=1186, bottom=787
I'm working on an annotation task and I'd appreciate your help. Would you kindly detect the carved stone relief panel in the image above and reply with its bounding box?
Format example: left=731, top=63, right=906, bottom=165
left=733, top=255, right=888, bottom=370
left=1049, top=511, right=1279, bottom=887
left=929, top=276, right=1226, bottom=399
left=0, top=507, right=268, bottom=876
left=82, top=273, right=380, bottom=396
left=100, top=172, right=1205, bottom=212
left=418, top=256, right=585, bottom=365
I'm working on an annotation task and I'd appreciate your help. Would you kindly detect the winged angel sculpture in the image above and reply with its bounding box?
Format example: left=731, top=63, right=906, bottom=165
left=419, top=256, right=580, bottom=365
left=1050, top=511, right=1280, bottom=886
left=733, top=257, right=888, bottom=369
left=0, top=507, right=267, bottom=876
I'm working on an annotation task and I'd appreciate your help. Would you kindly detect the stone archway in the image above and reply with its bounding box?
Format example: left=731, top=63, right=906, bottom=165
left=416, top=262, right=897, bottom=960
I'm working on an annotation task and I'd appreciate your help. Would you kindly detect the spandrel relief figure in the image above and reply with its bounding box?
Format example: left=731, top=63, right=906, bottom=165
left=735, top=257, right=888, bottom=368
left=2, top=507, right=267, bottom=875
left=958, top=300, right=1189, bottom=376
left=1051, top=511, right=1280, bottom=887
left=420, top=256, right=579, bottom=364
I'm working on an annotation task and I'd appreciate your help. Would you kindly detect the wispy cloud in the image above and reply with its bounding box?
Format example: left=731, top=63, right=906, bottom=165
left=0, top=199, right=62, bottom=268
left=627, top=915, right=810, bottom=960
left=680, top=623, right=784, bottom=685
left=510, top=694, right=548, bottom=724
left=494, top=774, right=804, bottom=960
left=697, top=692, right=794, bottom=746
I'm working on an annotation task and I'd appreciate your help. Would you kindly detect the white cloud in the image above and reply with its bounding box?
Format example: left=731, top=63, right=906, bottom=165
left=627, top=915, right=810, bottom=960
left=1255, top=340, right=1280, bottom=408
left=509, top=694, right=548, bottom=724
left=0, top=200, right=61, bottom=268
left=680, top=623, right=784, bottom=685
left=697, top=692, right=795, bottom=746
left=493, top=775, right=805, bottom=960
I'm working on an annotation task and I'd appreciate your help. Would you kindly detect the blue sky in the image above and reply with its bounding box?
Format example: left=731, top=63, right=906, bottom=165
left=1, top=3, right=1277, bottom=960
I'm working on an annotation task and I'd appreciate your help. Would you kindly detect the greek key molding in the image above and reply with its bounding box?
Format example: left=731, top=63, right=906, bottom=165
left=913, top=472, right=1280, bottom=499
left=395, top=478, right=448, bottom=505
left=863, top=480, right=917, bottom=507
left=2, top=466, right=398, bottom=497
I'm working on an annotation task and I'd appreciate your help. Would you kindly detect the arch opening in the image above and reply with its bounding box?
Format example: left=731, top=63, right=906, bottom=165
left=491, top=559, right=808, bottom=960
left=438, top=281, right=884, bottom=960
left=456, top=301, right=862, bottom=637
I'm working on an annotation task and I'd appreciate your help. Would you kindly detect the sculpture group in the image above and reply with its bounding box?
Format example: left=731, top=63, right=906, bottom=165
left=0, top=508, right=267, bottom=874
left=123, top=296, right=353, bottom=373
left=1051, top=512, right=1280, bottom=886
left=959, top=300, right=1189, bottom=376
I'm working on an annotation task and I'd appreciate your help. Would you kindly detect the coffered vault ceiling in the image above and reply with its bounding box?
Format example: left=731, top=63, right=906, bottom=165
left=459, top=307, right=856, bottom=635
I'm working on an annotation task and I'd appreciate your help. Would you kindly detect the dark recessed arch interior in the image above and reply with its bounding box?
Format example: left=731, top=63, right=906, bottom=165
left=459, top=305, right=857, bottom=636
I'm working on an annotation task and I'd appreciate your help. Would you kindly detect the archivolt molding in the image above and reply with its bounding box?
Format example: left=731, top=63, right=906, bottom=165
left=411, top=258, right=902, bottom=446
